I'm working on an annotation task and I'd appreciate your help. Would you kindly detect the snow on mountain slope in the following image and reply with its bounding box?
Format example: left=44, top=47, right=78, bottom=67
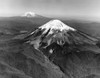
left=39, top=20, right=76, bottom=32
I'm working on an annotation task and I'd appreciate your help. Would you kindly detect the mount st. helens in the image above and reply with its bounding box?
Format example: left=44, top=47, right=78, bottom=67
left=24, top=19, right=100, bottom=61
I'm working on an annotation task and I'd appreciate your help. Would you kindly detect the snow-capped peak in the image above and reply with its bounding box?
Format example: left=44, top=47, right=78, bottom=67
left=23, top=12, right=36, bottom=17
left=28, top=19, right=77, bottom=50
left=39, top=19, right=76, bottom=32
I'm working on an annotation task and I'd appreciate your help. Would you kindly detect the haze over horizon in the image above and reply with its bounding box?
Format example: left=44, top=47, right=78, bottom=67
left=0, top=0, right=100, bottom=19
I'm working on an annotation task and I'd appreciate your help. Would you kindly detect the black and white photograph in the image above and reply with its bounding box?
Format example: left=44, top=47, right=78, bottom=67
left=0, top=0, right=100, bottom=78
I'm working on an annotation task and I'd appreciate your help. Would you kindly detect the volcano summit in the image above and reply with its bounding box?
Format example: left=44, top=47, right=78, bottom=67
left=23, top=19, right=100, bottom=62
left=39, top=19, right=76, bottom=32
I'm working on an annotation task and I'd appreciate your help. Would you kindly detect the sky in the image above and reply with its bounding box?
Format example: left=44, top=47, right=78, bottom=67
left=0, top=0, right=100, bottom=18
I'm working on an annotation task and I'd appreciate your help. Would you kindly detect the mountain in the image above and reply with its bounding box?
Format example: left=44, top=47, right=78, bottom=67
left=24, top=19, right=100, bottom=59
left=22, top=12, right=37, bottom=17
left=22, top=12, right=44, bottom=18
